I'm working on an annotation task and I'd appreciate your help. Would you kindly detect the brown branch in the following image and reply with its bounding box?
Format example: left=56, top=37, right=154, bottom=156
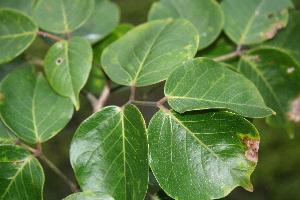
left=36, top=31, right=64, bottom=41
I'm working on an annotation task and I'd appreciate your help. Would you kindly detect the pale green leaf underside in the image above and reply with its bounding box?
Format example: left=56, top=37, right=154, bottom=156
left=0, top=70, right=74, bottom=143
left=148, top=0, right=224, bottom=50
left=65, top=191, right=114, bottom=200
left=101, top=18, right=199, bottom=87
left=0, top=145, right=44, bottom=200
left=33, top=0, right=94, bottom=33
left=0, top=8, right=37, bottom=64
left=238, top=47, right=300, bottom=126
left=70, top=105, right=148, bottom=200
left=165, top=58, right=274, bottom=118
left=148, top=109, right=258, bottom=200
left=221, top=0, right=293, bottom=45
left=44, top=37, right=92, bottom=110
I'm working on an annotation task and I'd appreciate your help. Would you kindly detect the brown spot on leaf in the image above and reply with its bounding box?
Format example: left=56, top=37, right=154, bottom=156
left=243, top=137, right=260, bottom=162
left=12, top=161, right=18, bottom=165
left=288, top=95, right=300, bottom=122
left=0, top=93, right=4, bottom=99
left=56, top=58, right=63, bottom=65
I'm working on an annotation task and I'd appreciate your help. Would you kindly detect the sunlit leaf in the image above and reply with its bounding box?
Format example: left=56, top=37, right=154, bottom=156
left=70, top=104, right=148, bottom=200
left=148, top=109, right=259, bottom=200
left=221, top=0, right=293, bottom=45
left=0, top=70, right=73, bottom=143
left=64, top=191, right=114, bottom=200
left=44, top=37, right=92, bottom=110
left=148, top=0, right=224, bottom=50
left=0, top=145, right=44, bottom=200
left=165, top=57, right=274, bottom=118
left=32, top=0, right=94, bottom=33
left=0, top=8, right=38, bottom=64
left=101, top=18, right=199, bottom=87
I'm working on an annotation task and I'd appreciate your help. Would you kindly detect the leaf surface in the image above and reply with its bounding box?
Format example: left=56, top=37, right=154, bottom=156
left=148, top=0, right=224, bottom=50
left=70, top=104, right=148, bottom=200
left=0, top=145, right=44, bottom=200
left=101, top=18, right=199, bottom=87
left=165, top=58, right=274, bottom=118
left=221, top=0, right=293, bottom=45
left=32, top=0, right=94, bottom=33
left=65, top=191, right=114, bottom=200
left=0, top=8, right=37, bottom=64
left=44, top=37, right=92, bottom=110
left=0, top=70, right=73, bottom=143
left=0, top=119, right=17, bottom=145
left=148, top=109, right=259, bottom=200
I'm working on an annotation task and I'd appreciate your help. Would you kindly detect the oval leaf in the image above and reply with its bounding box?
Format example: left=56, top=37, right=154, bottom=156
left=33, top=0, right=94, bottom=33
left=165, top=57, right=274, bottom=118
left=238, top=47, right=300, bottom=126
left=148, top=0, right=224, bottom=50
left=65, top=191, right=114, bottom=200
left=0, top=145, right=44, bottom=200
left=0, top=8, right=38, bottom=64
left=0, top=70, right=73, bottom=143
left=148, top=109, right=259, bottom=199
left=101, top=18, right=199, bottom=87
left=44, top=37, right=93, bottom=110
left=221, top=0, right=293, bottom=45
left=70, top=104, right=148, bottom=200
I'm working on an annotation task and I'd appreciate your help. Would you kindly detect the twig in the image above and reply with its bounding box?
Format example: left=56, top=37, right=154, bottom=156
left=212, top=51, right=240, bottom=62
left=93, top=81, right=111, bottom=112
left=36, top=31, right=64, bottom=41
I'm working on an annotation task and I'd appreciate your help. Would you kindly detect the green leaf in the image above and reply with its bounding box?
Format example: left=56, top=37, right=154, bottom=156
left=32, top=0, right=94, bottom=33
left=148, top=0, right=224, bottom=50
left=0, top=118, right=17, bottom=144
left=70, top=104, right=148, bottom=200
left=0, top=8, right=38, bottom=64
left=0, top=145, right=44, bottom=200
left=148, top=109, right=259, bottom=200
left=238, top=47, right=300, bottom=127
left=0, top=70, right=73, bottom=143
left=101, top=18, right=199, bottom=87
left=165, top=57, right=274, bottom=118
left=264, top=10, right=300, bottom=63
left=0, top=0, right=35, bottom=15
left=65, top=191, right=114, bottom=200
left=221, top=0, right=293, bottom=45
left=44, top=37, right=93, bottom=110
left=71, top=0, right=120, bottom=44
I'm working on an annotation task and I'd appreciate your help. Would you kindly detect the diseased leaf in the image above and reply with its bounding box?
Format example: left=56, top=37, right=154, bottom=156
left=101, top=18, right=199, bottom=87
left=0, top=145, right=44, bottom=200
left=64, top=191, right=114, bottom=200
left=165, top=57, right=274, bottom=118
left=0, top=70, right=73, bottom=143
left=148, top=0, right=224, bottom=50
left=70, top=104, right=148, bottom=200
left=221, top=0, right=293, bottom=45
left=148, top=109, right=259, bottom=200
left=0, top=8, right=38, bottom=64
left=44, top=37, right=92, bottom=110
left=32, top=0, right=94, bottom=33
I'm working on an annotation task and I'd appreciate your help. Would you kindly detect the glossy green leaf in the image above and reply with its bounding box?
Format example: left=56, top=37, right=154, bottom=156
left=0, top=119, right=17, bottom=144
left=148, top=0, right=224, bottom=50
left=0, top=8, right=38, bottom=64
left=32, top=0, right=94, bottom=33
left=65, top=191, right=114, bottom=200
left=0, top=145, right=44, bottom=200
left=165, top=57, right=274, bottom=118
left=221, top=0, right=293, bottom=45
left=264, top=11, right=300, bottom=63
left=70, top=104, right=148, bottom=200
left=0, top=0, right=35, bottom=15
left=238, top=47, right=300, bottom=127
left=101, top=18, right=199, bottom=87
left=148, top=109, right=259, bottom=200
left=44, top=37, right=92, bottom=110
left=0, top=70, right=73, bottom=143
left=71, top=0, right=120, bottom=44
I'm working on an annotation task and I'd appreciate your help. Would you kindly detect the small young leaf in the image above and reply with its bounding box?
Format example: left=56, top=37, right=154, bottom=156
left=101, top=18, right=199, bottom=87
left=0, top=145, right=44, bottom=200
left=148, top=109, right=259, bottom=200
left=64, top=191, right=114, bottom=200
left=44, top=37, right=93, bottom=110
left=0, top=8, right=38, bottom=64
left=165, top=57, right=274, bottom=118
left=148, top=0, right=224, bottom=50
left=221, top=0, right=294, bottom=45
left=0, top=70, right=73, bottom=143
left=32, top=0, right=94, bottom=33
left=238, top=47, right=300, bottom=127
left=70, top=104, right=148, bottom=200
